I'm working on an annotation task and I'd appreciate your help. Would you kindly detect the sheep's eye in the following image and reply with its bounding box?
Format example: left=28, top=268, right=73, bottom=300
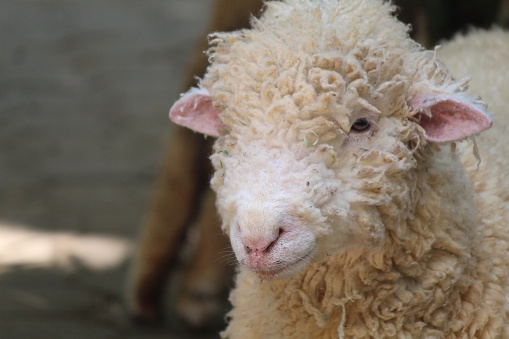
left=350, top=118, right=371, bottom=133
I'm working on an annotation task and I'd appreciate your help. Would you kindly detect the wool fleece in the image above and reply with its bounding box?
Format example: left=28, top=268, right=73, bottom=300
left=169, top=0, right=509, bottom=337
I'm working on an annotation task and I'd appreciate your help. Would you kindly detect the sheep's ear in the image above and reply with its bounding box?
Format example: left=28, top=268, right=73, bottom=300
left=169, top=88, right=224, bottom=137
left=410, top=93, right=492, bottom=143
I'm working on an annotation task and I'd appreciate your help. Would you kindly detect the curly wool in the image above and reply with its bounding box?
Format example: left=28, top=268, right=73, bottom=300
left=203, top=0, right=464, bottom=139
left=192, top=1, right=509, bottom=338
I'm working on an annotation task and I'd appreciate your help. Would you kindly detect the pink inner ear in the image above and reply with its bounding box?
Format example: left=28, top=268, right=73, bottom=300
left=169, top=89, right=224, bottom=137
left=414, top=97, right=492, bottom=143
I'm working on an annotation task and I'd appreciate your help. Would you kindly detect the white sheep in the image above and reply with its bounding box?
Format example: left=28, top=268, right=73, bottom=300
left=169, top=0, right=509, bottom=337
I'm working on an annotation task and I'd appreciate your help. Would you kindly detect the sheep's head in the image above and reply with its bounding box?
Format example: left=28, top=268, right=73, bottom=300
left=169, top=0, right=492, bottom=279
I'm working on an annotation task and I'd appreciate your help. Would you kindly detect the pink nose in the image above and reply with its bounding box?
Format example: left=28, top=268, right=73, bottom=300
left=242, top=228, right=282, bottom=254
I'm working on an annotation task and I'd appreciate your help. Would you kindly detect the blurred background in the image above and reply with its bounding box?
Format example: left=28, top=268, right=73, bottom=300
left=0, top=0, right=214, bottom=338
left=0, top=0, right=507, bottom=338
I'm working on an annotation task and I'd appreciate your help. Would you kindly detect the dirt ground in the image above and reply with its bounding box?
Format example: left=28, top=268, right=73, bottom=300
left=0, top=0, right=218, bottom=338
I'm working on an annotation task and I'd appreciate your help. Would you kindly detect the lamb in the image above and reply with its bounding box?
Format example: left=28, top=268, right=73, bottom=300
left=169, top=0, right=509, bottom=337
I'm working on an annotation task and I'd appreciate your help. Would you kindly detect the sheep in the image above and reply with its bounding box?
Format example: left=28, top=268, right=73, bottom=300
left=129, top=0, right=509, bottom=331
left=169, top=0, right=509, bottom=337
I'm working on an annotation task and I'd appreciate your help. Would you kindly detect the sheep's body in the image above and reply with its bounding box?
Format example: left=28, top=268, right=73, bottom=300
left=170, top=0, right=509, bottom=337
left=441, top=29, right=509, bottom=202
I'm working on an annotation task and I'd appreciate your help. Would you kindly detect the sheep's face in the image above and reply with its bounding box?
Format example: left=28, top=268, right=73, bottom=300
left=169, top=2, right=491, bottom=280
left=208, top=104, right=421, bottom=279
left=171, top=80, right=490, bottom=280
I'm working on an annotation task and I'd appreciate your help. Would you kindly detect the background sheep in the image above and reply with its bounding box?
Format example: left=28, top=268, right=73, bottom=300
left=169, top=0, right=509, bottom=337
left=127, top=0, right=264, bottom=328
left=128, top=0, right=509, bottom=331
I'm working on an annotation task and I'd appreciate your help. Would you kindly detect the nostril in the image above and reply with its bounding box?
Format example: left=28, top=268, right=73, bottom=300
left=242, top=229, right=282, bottom=254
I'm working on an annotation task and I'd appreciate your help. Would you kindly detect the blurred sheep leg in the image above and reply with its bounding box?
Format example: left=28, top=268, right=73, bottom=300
left=127, top=127, right=210, bottom=322
left=176, top=188, right=232, bottom=328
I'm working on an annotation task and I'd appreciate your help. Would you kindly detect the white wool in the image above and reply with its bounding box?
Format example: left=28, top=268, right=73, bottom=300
left=174, top=0, right=509, bottom=336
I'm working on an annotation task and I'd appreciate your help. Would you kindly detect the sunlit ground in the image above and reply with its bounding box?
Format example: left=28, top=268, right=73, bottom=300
left=0, top=222, right=175, bottom=338
left=0, top=221, right=218, bottom=338
left=0, top=221, right=133, bottom=274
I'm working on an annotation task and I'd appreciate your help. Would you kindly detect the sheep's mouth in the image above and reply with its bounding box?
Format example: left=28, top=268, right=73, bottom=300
left=252, top=250, right=314, bottom=280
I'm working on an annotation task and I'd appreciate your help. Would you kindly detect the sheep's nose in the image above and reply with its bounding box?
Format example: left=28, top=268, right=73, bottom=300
left=242, top=228, right=282, bottom=255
